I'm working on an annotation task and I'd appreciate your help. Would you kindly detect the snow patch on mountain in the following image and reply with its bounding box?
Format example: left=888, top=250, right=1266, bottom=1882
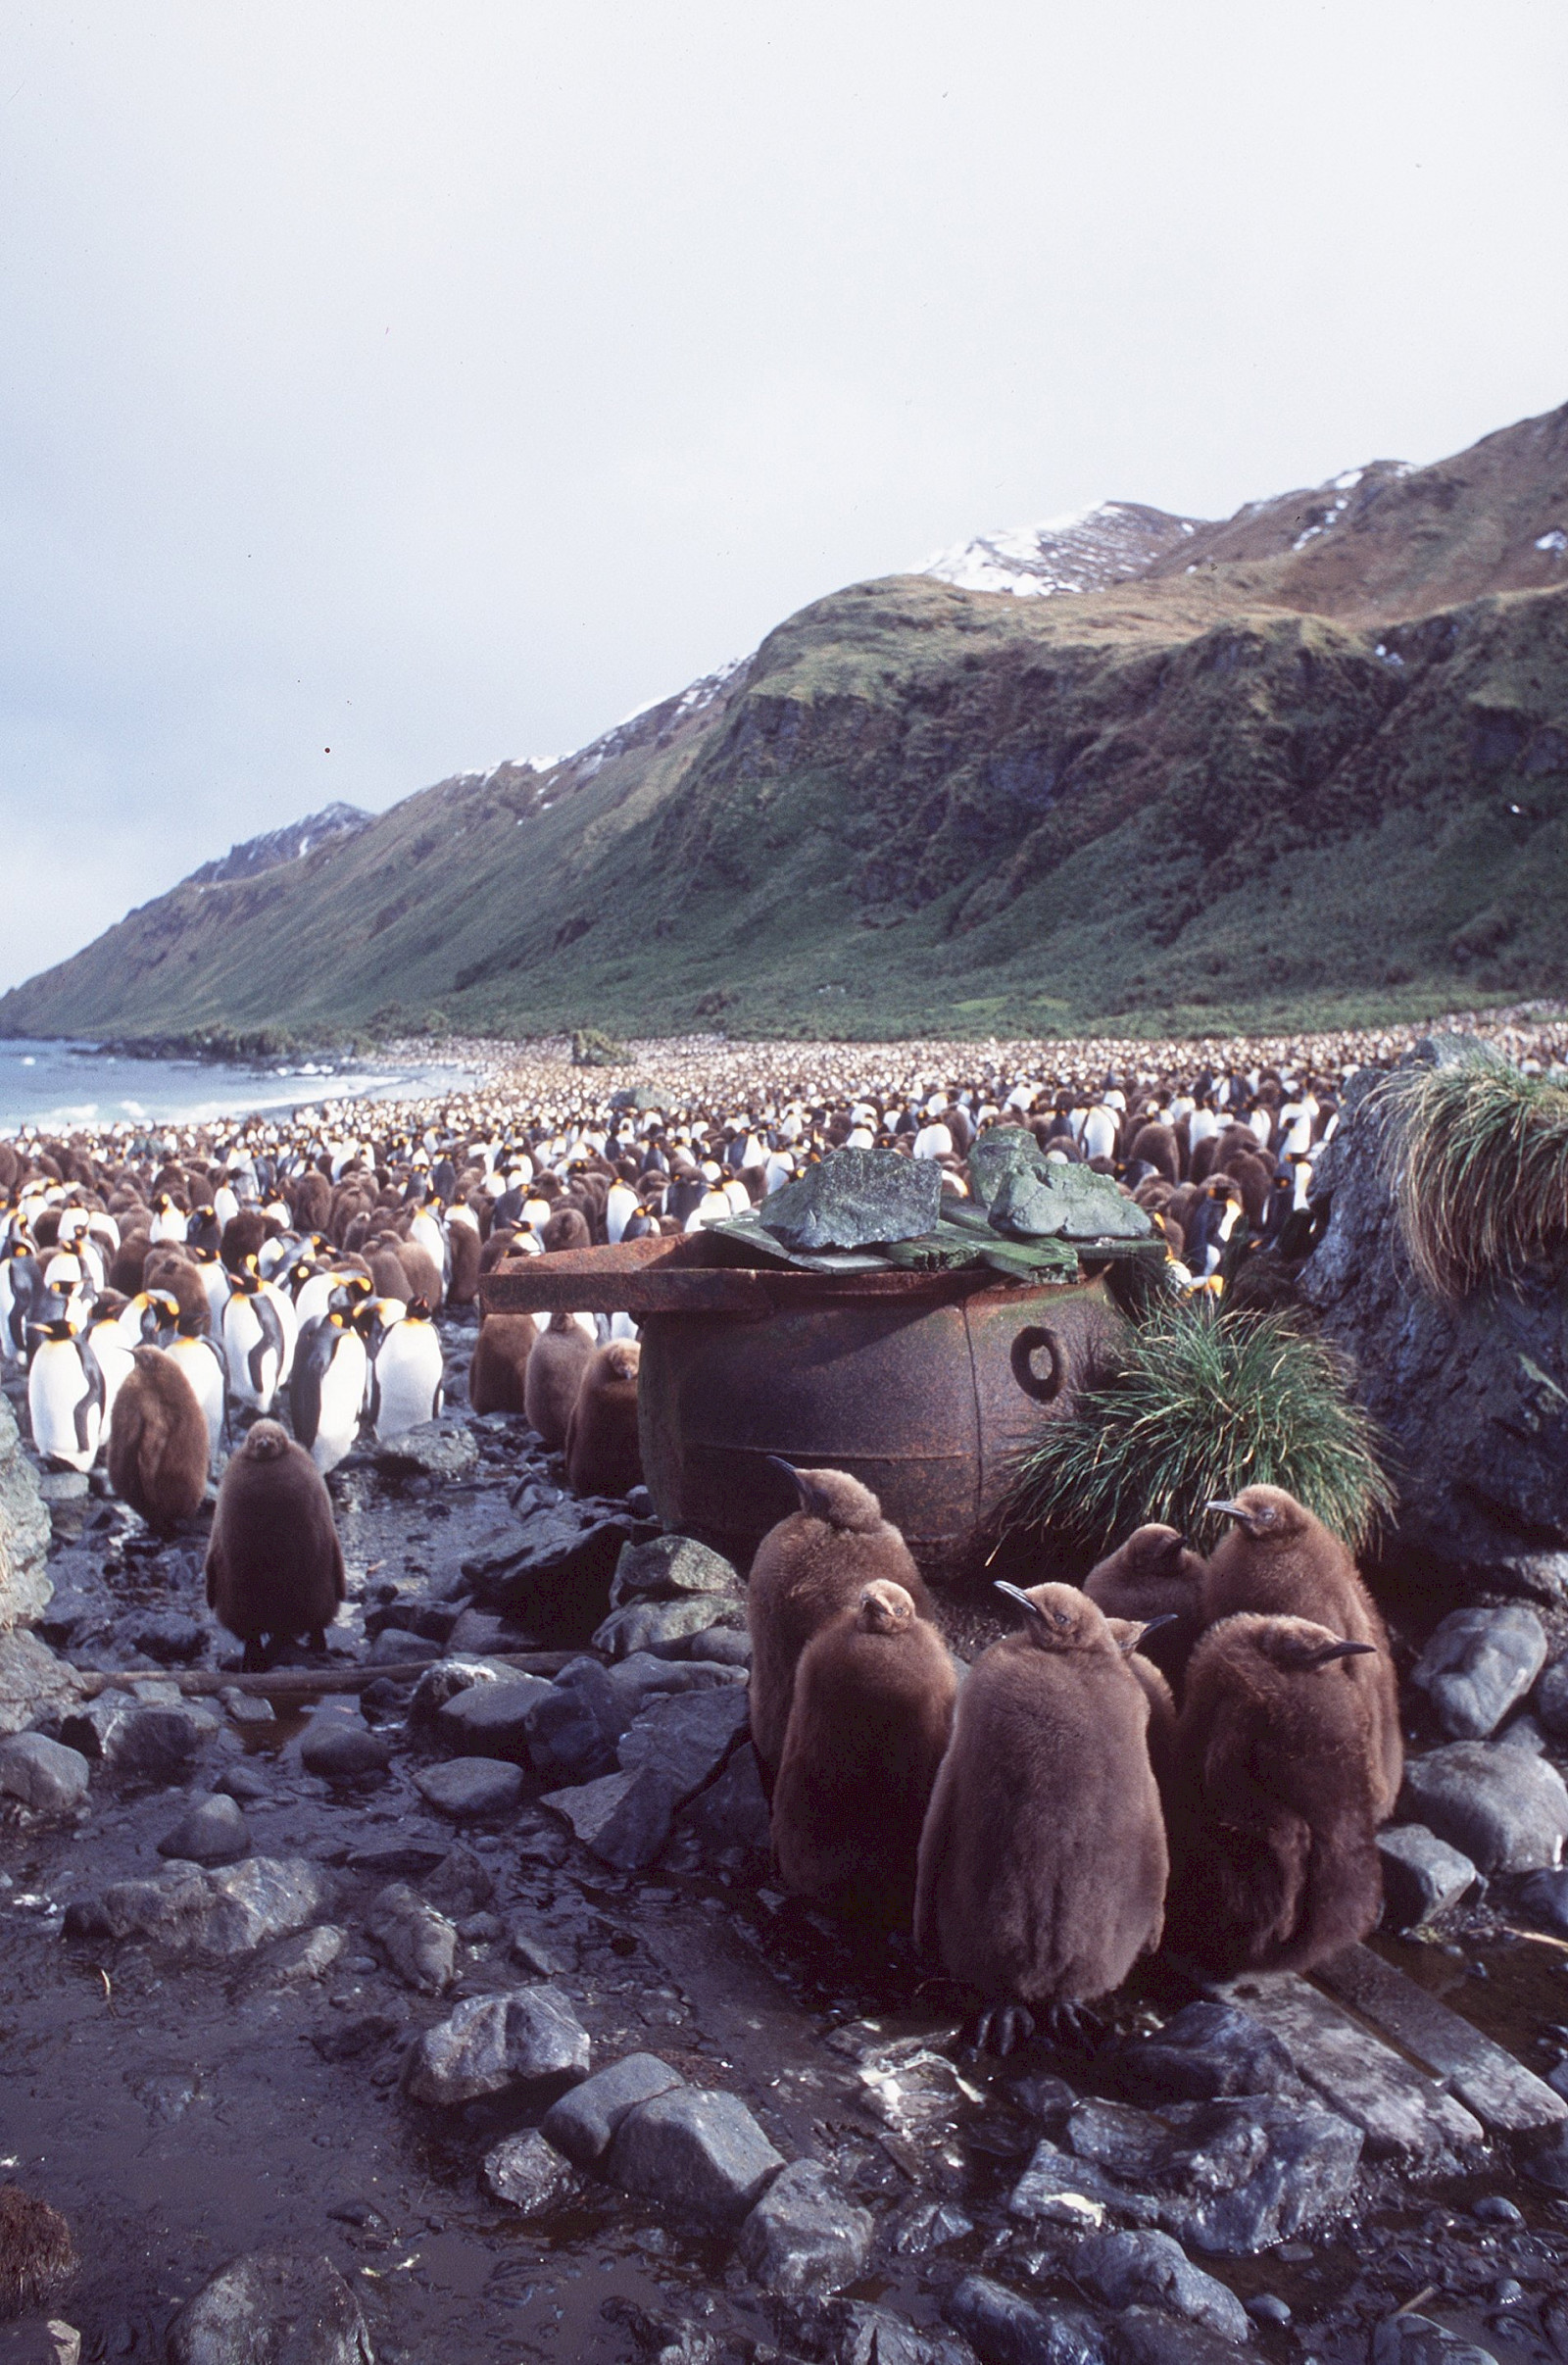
left=189, top=802, right=371, bottom=887
left=914, top=499, right=1206, bottom=598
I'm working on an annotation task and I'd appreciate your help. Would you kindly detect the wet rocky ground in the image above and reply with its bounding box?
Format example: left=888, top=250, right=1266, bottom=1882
left=3, top=1312, right=1568, bottom=2364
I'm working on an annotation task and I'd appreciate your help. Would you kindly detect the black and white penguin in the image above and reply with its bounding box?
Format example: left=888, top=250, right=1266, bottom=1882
left=220, top=1256, right=297, bottom=1415
left=291, top=1305, right=368, bottom=1474
left=367, top=1299, right=443, bottom=1440
left=26, top=1317, right=105, bottom=1472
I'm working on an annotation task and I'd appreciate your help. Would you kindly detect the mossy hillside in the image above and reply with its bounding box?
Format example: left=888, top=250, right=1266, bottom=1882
left=2, top=564, right=1566, bottom=1045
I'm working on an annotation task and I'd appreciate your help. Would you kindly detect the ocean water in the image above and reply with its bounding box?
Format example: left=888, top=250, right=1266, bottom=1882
left=0, top=1037, right=476, bottom=1134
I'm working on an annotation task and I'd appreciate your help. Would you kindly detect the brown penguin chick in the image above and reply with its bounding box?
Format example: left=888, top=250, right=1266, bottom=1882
left=366, top=1240, right=413, bottom=1300
left=140, top=1246, right=211, bottom=1335
left=523, top=1310, right=595, bottom=1449
left=564, top=1340, right=643, bottom=1498
left=746, top=1462, right=934, bottom=1791
left=1200, top=1485, right=1401, bottom=1814
left=109, top=1227, right=153, bottom=1296
left=205, top=1418, right=345, bottom=1670
left=446, top=1216, right=480, bottom=1305
left=1085, top=1523, right=1206, bottom=1694
left=913, top=1581, right=1168, bottom=2056
left=1126, top=1121, right=1179, bottom=1183
left=291, top=1169, right=332, bottom=1233
left=0, top=2184, right=76, bottom=2317
left=1166, top=1611, right=1385, bottom=1975
left=541, top=1205, right=592, bottom=1254
left=107, top=1347, right=211, bottom=1533
left=770, top=1578, right=957, bottom=1928
left=220, top=1208, right=275, bottom=1272
left=395, top=1238, right=444, bottom=1306
left=1102, top=1616, right=1180, bottom=1813
left=467, top=1311, right=536, bottom=1415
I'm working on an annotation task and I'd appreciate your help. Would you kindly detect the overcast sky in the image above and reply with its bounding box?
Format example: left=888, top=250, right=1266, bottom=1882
left=1, top=2, right=1565, bottom=991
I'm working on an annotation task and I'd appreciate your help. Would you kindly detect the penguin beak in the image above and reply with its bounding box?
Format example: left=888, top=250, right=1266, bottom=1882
left=1205, top=1500, right=1248, bottom=1523
left=1138, top=1612, right=1182, bottom=1642
left=994, top=1579, right=1050, bottom=1625
left=765, top=1455, right=833, bottom=1521
left=1307, top=1639, right=1378, bottom=1667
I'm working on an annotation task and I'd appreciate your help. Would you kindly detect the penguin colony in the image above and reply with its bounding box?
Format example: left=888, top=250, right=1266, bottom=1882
left=2, top=1036, right=1400, bottom=2036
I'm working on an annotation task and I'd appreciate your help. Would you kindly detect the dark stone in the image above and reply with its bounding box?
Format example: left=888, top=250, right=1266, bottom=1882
left=482, top=2130, right=576, bottom=2216
left=434, top=1674, right=554, bottom=1762
left=945, top=2276, right=1108, bottom=2365
left=1519, top=1867, right=1568, bottom=1937
left=403, top=1985, right=590, bottom=2105
left=464, top=1505, right=647, bottom=1644
left=215, top=1762, right=270, bottom=1806
left=522, top=1658, right=627, bottom=1784
left=420, top=1842, right=495, bottom=1918
left=118, top=1610, right=207, bottom=1666
left=1108, top=2307, right=1251, bottom=2365
left=828, top=2306, right=982, bottom=2365
left=736, top=2159, right=872, bottom=2298
left=593, top=1594, right=746, bottom=1657
left=1297, top=1053, right=1568, bottom=1597
left=664, top=1741, right=770, bottom=1875
left=615, top=1685, right=750, bottom=1796
left=605, top=2086, right=786, bottom=2228
left=407, top=1654, right=515, bottom=1724
left=1106, top=2004, right=1293, bottom=2106
left=365, top=1629, right=442, bottom=1668
left=1377, top=1826, right=1479, bottom=1929
left=1538, top=1658, right=1568, bottom=1740
left=1399, top=1743, right=1568, bottom=1873
left=759, top=1147, right=942, bottom=1252
left=991, top=1163, right=1152, bottom=1244
left=0, top=1732, right=90, bottom=1814
left=73, top=1855, right=334, bottom=1957
left=542, top=2051, right=686, bottom=2164
left=167, top=2250, right=372, bottom=2365
left=542, top=1767, right=682, bottom=1869
left=1523, top=2124, right=1568, bottom=2194
left=364, top=1882, right=457, bottom=1993
left=413, top=1757, right=524, bottom=1820
left=1409, top=1608, right=1548, bottom=1740
left=371, top=1421, right=478, bottom=1480
left=1371, top=2316, right=1500, bottom=2365
left=610, top=1533, right=741, bottom=1603
left=1072, top=2232, right=1250, bottom=2343
left=59, top=1698, right=218, bottom=1784
left=298, top=1718, right=392, bottom=1782
left=156, top=1793, right=251, bottom=1866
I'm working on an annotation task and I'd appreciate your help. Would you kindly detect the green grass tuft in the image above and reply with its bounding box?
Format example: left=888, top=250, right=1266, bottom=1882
left=1004, top=1302, right=1396, bottom=1560
left=1371, top=1051, right=1568, bottom=1299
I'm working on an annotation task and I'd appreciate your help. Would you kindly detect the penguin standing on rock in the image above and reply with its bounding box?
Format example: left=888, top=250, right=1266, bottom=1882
left=913, top=1581, right=1168, bottom=2055
left=771, top=1577, right=957, bottom=1927
left=205, top=1418, right=345, bottom=1668
left=467, top=1311, right=536, bottom=1416
left=746, top=1462, right=934, bottom=1791
left=1167, top=1611, right=1385, bottom=1974
left=291, top=1304, right=369, bottom=1474
left=1200, top=1485, right=1401, bottom=1814
left=107, top=1346, right=210, bottom=1531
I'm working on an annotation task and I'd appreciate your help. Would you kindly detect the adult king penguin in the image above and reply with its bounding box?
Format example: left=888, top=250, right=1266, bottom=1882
left=26, top=1317, right=105, bottom=1473
left=368, top=1299, right=444, bottom=1440
left=291, top=1300, right=369, bottom=1474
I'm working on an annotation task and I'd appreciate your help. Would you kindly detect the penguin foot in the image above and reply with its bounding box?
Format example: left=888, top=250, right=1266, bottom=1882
left=1042, top=1999, right=1104, bottom=2053
left=240, top=1639, right=267, bottom=1673
left=973, top=2002, right=1037, bottom=2058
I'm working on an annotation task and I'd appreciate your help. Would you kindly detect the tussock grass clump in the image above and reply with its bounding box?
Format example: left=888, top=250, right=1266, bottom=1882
left=1371, top=1051, right=1568, bottom=1301
left=1005, top=1303, right=1395, bottom=1560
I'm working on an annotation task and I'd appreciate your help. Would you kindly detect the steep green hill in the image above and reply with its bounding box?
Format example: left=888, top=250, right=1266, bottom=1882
left=5, top=402, right=1568, bottom=1045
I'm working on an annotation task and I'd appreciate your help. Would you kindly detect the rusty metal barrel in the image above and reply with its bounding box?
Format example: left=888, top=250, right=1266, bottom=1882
left=480, top=1234, right=1123, bottom=1586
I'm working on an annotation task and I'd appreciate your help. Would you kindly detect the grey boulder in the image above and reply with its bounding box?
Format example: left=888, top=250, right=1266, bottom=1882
left=735, top=2158, right=872, bottom=2299
left=831, top=2306, right=982, bottom=2365
left=1519, top=1867, right=1568, bottom=1937
left=371, top=1420, right=478, bottom=1479
left=1371, top=2316, right=1500, bottom=2365
left=412, top=1757, right=524, bottom=1820
left=167, top=2248, right=372, bottom=2364
left=363, top=1883, right=457, bottom=1994
left=59, top=1697, right=218, bottom=1784
left=610, top=1533, right=741, bottom=1604
left=156, top=1793, right=251, bottom=1867
left=0, top=1394, right=52, bottom=1631
left=605, top=2086, right=785, bottom=2228
left=298, top=1718, right=392, bottom=1782
left=1377, top=1825, right=1478, bottom=1929
left=615, top=1685, right=750, bottom=1796
left=482, top=2130, right=576, bottom=2216
left=521, top=1658, right=626, bottom=1784
left=593, top=1593, right=745, bottom=1658
left=0, top=1732, right=89, bottom=1815
left=541, top=1767, right=681, bottom=1870
left=67, top=1855, right=333, bottom=1957
left=945, top=2276, right=1108, bottom=2365
left=1537, top=1656, right=1568, bottom=1741
left=759, top=1147, right=942, bottom=1251
left=1408, top=1607, right=1548, bottom=1740
left=403, top=1985, right=589, bottom=2106
left=664, top=1741, right=770, bottom=1877
left=541, top=2051, right=685, bottom=2165
left=1073, top=2232, right=1250, bottom=2343
left=434, top=1674, right=553, bottom=1762
left=1399, top=1743, right=1568, bottom=1873
left=1106, top=2005, right=1292, bottom=2106
left=1109, top=2308, right=1252, bottom=2365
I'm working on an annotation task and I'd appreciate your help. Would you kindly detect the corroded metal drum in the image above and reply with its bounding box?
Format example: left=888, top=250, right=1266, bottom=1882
left=481, top=1235, right=1122, bottom=1585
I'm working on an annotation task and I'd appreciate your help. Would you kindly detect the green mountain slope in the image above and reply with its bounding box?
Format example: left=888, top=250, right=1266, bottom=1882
left=5, top=402, right=1568, bottom=1045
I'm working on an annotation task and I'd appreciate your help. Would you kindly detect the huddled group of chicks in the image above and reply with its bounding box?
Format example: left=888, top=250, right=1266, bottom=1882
left=748, top=1465, right=1397, bottom=2052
